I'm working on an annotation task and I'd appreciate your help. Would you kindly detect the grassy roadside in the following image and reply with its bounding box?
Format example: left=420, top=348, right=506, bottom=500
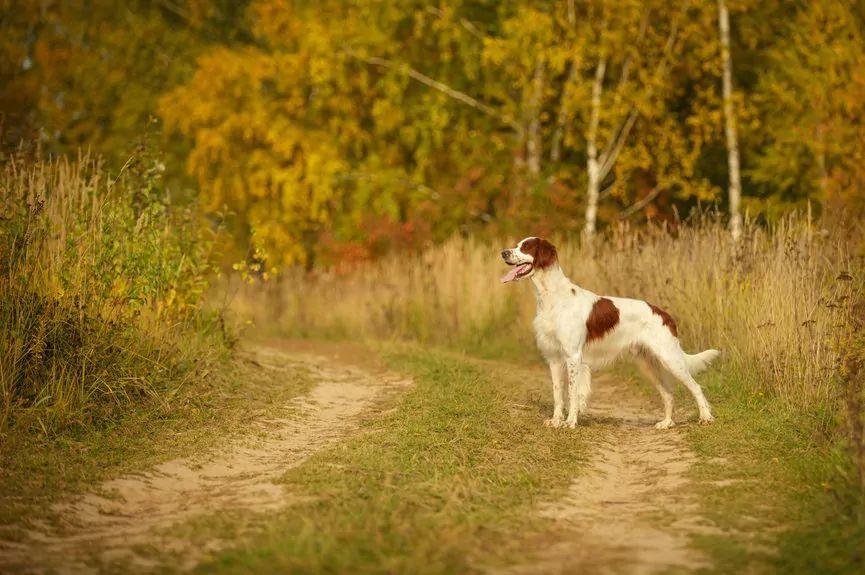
left=191, top=346, right=592, bottom=574
left=0, top=152, right=323, bottom=534
left=0, top=350, right=314, bottom=531
left=684, top=370, right=865, bottom=574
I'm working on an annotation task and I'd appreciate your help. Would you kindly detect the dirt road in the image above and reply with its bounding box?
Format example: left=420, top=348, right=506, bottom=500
left=495, top=370, right=716, bottom=575
left=0, top=342, right=410, bottom=574
left=1, top=345, right=715, bottom=574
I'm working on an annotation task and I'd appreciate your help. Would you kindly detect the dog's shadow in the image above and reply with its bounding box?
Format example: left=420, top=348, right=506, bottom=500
left=585, top=414, right=656, bottom=428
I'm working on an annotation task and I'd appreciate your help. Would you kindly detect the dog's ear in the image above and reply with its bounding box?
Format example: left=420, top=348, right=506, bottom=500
left=534, top=239, right=558, bottom=269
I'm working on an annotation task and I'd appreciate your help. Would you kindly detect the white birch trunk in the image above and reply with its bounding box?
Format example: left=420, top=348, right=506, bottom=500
left=719, top=0, right=742, bottom=241
left=584, top=57, right=606, bottom=238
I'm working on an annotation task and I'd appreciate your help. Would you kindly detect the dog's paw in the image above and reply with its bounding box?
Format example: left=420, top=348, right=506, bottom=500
left=565, top=418, right=578, bottom=429
left=654, top=419, right=675, bottom=430
left=544, top=417, right=565, bottom=428
left=699, top=413, right=715, bottom=425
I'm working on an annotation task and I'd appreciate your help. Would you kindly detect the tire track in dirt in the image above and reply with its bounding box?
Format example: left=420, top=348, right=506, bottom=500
left=0, top=342, right=410, bottom=574
left=496, top=371, right=717, bottom=575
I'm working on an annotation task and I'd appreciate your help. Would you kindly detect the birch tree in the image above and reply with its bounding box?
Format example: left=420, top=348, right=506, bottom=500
left=578, top=1, right=694, bottom=237
left=718, top=0, right=742, bottom=241
left=583, top=56, right=606, bottom=237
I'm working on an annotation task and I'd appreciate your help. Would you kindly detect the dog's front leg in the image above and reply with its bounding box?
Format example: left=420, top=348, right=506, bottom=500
left=544, top=360, right=567, bottom=428
left=566, top=360, right=591, bottom=428
left=545, top=361, right=566, bottom=427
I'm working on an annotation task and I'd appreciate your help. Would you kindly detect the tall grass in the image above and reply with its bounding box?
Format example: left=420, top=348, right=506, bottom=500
left=235, top=215, right=865, bottom=513
left=244, top=216, right=860, bottom=419
left=0, top=151, right=224, bottom=434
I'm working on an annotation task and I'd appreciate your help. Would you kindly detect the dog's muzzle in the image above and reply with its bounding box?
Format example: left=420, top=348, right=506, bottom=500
left=500, top=248, right=532, bottom=283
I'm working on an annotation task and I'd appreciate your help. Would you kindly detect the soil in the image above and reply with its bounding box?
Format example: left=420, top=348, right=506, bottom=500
left=1, top=344, right=716, bottom=574
left=494, top=371, right=717, bottom=575
left=0, top=342, right=410, bottom=574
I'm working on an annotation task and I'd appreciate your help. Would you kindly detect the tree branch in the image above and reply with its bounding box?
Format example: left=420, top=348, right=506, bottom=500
left=597, top=1, right=690, bottom=181
left=345, top=49, right=521, bottom=132
left=618, top=186, right=661, bottom=219
left=598, top=108, right=637, bottom=181
left=424, top=6, right=486, bottom=41
left=617, top=12, right=649, bottom=89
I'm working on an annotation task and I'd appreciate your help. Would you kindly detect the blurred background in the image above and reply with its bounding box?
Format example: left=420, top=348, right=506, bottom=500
left=3, top=0, right=864, bottom=268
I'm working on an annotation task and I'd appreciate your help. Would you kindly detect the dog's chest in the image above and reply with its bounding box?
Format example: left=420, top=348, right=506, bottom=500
left=531, top=291, right=594, bottom=359
left=532, top=306, right=569, bottom=359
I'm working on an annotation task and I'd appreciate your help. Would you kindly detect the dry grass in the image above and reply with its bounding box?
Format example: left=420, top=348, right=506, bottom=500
left=0, top=151, right=224, bottom=434
left=237, top=215, right=860, bottom=419
left=221, top=218, right=865, bottom=571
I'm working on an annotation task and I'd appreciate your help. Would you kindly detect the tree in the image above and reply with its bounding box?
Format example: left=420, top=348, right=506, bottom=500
left=718, top=0, right=742, bottom=241
left=0, top=0, right=249, bottom=176
left=161, top=1, right=728, bottom=263
left=749, top=0, right=865, bottom=218
left=570, top=0, right=715, bottom=236
left=7, top=0, right=865, bottom=268
left=162, top=1, right=514, bottom=265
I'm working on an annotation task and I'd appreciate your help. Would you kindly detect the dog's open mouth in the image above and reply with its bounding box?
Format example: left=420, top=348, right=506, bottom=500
left=501, top=263, right=532, bottom=283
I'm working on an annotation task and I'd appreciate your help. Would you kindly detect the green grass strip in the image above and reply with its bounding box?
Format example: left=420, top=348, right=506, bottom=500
left=199, top=347, right=591, bottom=574
left=685, top=371, right=865, bottom=574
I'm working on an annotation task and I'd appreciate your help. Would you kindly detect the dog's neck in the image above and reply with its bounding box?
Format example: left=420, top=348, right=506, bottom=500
left=530, top=264, right=573, bottom=302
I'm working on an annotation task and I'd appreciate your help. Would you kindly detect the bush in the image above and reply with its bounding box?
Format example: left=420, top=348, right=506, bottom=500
left=0, top=150, right=224, bottom=434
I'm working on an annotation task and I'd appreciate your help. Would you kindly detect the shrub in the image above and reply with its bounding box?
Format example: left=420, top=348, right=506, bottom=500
left=0, top=150, right=223, bottom=434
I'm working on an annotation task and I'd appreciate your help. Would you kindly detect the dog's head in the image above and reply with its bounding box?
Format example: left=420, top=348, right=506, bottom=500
left=500, top=237, right=558, bottom=283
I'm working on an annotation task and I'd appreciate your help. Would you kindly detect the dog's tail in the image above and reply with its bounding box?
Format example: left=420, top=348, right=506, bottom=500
left=685, top=349, right=721, bottom=375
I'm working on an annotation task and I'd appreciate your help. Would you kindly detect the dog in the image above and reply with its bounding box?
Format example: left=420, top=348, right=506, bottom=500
left=501, top=237, right=719, bottom=429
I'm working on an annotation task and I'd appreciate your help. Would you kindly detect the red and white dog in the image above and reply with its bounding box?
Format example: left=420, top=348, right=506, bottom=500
left=501, top=237, right=719, bottom=429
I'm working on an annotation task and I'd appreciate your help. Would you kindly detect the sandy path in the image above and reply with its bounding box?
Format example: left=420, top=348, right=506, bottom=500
left=0, top=342, right=410, bottom=574
left=497, top=372, right=716, bottom=575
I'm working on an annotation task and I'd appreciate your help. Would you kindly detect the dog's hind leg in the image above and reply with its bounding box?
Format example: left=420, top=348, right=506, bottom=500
left=635, top=357, right=675, bottom=429
left=647, top=345, right=714, bottom=424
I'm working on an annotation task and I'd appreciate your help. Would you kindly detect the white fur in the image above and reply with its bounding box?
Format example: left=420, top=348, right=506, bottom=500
left=503, top=237, right=720, bottom=429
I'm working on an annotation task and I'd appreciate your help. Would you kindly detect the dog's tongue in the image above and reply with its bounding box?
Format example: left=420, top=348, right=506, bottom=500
left=501, top=264, right=530, bottom=283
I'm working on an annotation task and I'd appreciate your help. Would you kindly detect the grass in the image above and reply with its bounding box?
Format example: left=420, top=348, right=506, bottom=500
left=228, top=216, right=865, bottom=572
left=109, top=345, right=856, bottom=575
left=191, top=346, right=594, bottom=574
left=685, top=368, right=865, bottom=574
left=245, top=216, right=858, bottom=419
left=0, top=351, right=314, bottom=531
left=3, top=148, right=863, bottom=571
left=0, top=150, right=295, bottom=534
left=1, top=150, right=222, bottom=435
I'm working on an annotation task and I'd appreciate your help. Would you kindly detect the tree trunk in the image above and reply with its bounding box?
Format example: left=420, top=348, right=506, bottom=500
left=718, top=0, right=742, bottom=241
left=584, top=57, right=606, bottom=238
left=550, top=59, right=576, bottom=163
left=526, top=60, right=545, bottom=175
left=816, top=122, right=829, bottom=199
left=551, top=1, right=578, bottom=165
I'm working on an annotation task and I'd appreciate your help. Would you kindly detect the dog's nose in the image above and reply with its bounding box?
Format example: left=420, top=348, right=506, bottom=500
left=501, top=250, right=509, bottom=258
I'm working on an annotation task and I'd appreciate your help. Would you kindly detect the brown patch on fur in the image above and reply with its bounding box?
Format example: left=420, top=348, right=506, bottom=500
left=586, top=298, right=619, bottom=343
left=571, top=288, right=576, bottom=295
left=648, top=302, right=678, bottom=337
left=520, top=237, right=558, bottom=269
